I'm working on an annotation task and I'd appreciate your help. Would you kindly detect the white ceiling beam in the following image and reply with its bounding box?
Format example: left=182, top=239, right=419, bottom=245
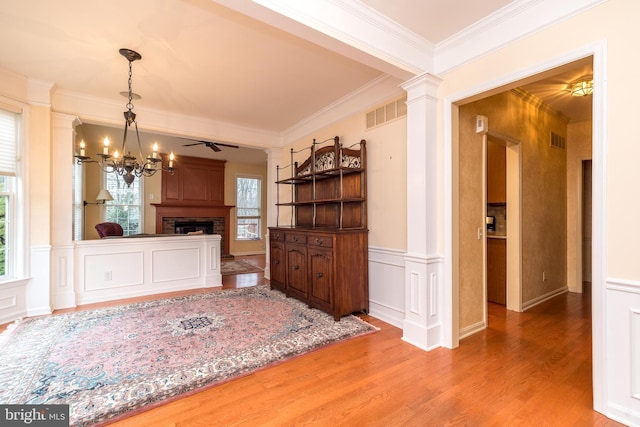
left=213, top=0, right=431, bottom=79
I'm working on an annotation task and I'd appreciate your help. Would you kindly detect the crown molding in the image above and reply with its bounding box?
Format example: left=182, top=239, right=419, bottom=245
left=0, top=67, right=54, bottom=107
left=434, top=0, right=608, bottom=74
left=52, top=89, right=280, bottom=149
left=282, top=74, right=404, bottom=144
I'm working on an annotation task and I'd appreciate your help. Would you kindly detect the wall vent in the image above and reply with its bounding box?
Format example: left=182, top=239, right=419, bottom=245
left=550, top=131, right=566, bottom=150
left=366, top=95, right=407, bottom=129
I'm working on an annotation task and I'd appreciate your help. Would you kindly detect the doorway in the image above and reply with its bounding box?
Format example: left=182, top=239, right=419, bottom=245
left=456, top=57, right=593, bottom=338
left=485, top=131, right=521, bottom=321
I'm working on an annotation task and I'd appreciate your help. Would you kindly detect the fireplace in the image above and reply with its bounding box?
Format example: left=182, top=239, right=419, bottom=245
left=161, top=216, right=227, bottom=254
left=154, top=205, right=233, bottom=256
left=175, top=220, right=214, bottom=235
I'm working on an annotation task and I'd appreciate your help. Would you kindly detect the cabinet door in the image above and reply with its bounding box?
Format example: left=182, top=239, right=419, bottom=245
left=487, top=238, right=506, bottom=305
left=286, top=244, right=308, bottom=299
left=269, top=241, right=285, bottom=292
left=308, top=248, right=333, bottom=312
left=487, top=140, right=506, bottom=203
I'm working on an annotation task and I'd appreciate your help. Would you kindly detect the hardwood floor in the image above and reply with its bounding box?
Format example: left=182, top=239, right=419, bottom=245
left=1, top=259, right=622, bottom=426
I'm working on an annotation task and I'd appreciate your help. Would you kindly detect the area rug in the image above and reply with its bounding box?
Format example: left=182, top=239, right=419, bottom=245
left=220, top=259, right=264, bottom=275
left=0, top=286, right=377, bottom=426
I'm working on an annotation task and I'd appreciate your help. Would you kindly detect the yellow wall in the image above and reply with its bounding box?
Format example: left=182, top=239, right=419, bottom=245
left=29, top=105, right=52, bottom=246
left=76, top=129, right=267, bottom=254
left=440, top=0, right=639, bottom=281
left=283, top=99, right=407, bottom=250
left=458, top=90, right=568, bottom=328
left=566, top=119, right=592, bottom=291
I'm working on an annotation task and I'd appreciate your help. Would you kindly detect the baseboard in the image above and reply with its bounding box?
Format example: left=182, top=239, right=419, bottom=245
left=459, top=320, right=486, bottom=340
left=229, top=251, right=266, bottom=257
left=522, top=287, right=568, bottom=311
left=369, top=300, right=403, bottom=328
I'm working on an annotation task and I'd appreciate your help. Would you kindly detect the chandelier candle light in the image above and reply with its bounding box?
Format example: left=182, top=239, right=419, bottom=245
left=75, top=48, right=176, bottom=187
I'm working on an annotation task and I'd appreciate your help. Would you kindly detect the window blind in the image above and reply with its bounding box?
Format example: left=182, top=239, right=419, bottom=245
left=0, top=109, right=18, bottom=177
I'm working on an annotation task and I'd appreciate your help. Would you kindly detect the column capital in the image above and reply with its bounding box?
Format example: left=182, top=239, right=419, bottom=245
left=401, top=72, right=443, bottom=101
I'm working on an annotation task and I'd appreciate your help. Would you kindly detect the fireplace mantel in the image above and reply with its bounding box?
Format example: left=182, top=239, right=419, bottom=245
left=154, top=154, right=234, bottom=255
left=153, top=204, right=234, bottom=255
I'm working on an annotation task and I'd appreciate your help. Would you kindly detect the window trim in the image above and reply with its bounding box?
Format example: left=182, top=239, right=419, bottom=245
left=0, top=97, right=28, bottom=284
left=235, top=175, right=262, bottom=241
left=103, top=172, right=144, bottom=236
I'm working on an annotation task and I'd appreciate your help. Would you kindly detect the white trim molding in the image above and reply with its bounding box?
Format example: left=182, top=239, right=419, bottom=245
left=434, top=0, right=608, bottom=74
left=368, top=246, right=405, bottom=328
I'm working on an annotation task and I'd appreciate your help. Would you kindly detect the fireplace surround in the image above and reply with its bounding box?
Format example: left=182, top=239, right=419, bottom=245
left=152, top=154, right=234, bottom=255
left=155, top=205, right=232, bottom=255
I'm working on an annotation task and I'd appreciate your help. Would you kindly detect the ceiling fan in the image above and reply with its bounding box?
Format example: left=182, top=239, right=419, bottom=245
left=181, top=138, right=239, bottom=152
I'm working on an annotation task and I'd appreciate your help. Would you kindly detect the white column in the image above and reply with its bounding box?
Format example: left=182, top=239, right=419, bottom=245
left=400, top=73, right=443, bottom=351
left=50, top=112, right=81, bottom=309
left=264, top=148, right=283, bottom=280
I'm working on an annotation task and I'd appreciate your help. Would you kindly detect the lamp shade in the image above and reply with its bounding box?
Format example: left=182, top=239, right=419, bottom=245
left=96, top=189, right=114, bottom=202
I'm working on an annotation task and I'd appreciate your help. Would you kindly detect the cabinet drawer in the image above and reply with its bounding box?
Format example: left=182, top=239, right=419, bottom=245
left=270, top=230, right=284, bottom=241
left=309, top=234, right=333, bottom=248
left=286, top=233, right=307, bottom=244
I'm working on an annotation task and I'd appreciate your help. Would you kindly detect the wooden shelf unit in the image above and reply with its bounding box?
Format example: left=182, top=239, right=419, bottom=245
left=270, top=136, right=368, bottom=320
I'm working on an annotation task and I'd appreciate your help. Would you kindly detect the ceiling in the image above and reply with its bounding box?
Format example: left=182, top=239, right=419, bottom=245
left=0, top=0, right=592, bottom=161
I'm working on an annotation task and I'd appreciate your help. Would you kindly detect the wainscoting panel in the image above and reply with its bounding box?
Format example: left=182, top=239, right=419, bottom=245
left=0, top=282, right=25, bottom=325
left=152, top=247, right=201, bottom=283
left=84, top=251, right=145, bottom=291
left=605, top=278, right=640, bottom=426
left=74, top=235, right=222, bottom=305
left=368, top=247, right=406, bottom=328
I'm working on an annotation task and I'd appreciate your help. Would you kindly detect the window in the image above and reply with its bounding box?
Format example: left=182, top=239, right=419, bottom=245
left=72, top=162, right=84, bottom=240
left=104, top=173, right=143, bottom=236
left=0, top=107, right=19, bottom=281
left=0, top=176, right=11, bottom=278
left=236, top=176, right=261, bottom=240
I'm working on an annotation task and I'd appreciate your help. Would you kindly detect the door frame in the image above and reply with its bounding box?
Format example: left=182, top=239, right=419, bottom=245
left=444, top=40, right=606, bottom=412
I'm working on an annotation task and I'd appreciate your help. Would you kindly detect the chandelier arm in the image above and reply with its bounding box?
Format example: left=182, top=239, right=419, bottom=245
left=134, top=121, right=145, bottom=163
left=122, top=121, right=129, bottom=154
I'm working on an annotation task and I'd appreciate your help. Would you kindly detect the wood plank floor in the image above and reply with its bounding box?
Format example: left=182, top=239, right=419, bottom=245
left=2, top=256, right=622, bottom=426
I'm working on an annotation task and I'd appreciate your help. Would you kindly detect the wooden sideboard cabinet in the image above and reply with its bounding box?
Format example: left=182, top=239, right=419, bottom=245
left=269, top=227, right=368, bottom=320
left=269, top=137, right=368, bottom=320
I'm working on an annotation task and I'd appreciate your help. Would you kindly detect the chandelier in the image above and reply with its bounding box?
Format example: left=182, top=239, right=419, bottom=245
left=75, top=48, right=175, bottom=187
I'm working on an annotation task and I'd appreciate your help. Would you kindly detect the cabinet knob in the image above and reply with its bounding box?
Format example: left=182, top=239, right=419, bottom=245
left=274, top=260, right=280, bottom=265
left=293, top=265, right=299, bottom=270
left=316, top=272, right=323, bottom=278
left=292, top=236, right=298, bottom=241
left=315, top=238, right=323, bottom=245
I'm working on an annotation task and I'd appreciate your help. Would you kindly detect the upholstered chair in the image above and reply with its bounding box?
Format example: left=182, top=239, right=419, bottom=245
left=95, top=222, right=124, bottom=238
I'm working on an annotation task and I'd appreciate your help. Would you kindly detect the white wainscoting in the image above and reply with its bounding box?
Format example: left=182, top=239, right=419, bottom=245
left=604, top=278, right=640, bottom=426
left=368, top=246, right=406, bottom=328
left=74, top=234, right=222, bottom=305
left=0, top=246, right=52, bottom=325
left=0, top=279, right=28, bottom=325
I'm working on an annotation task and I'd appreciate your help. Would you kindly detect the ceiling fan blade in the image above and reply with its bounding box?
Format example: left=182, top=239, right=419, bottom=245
left=214, top=142, right=239, bottom=149
left=180, top=137, right=236, bottom=151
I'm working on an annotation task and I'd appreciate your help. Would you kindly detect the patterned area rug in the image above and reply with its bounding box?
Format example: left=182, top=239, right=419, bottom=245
left=220, top=259, right=264, bottom=275
left=0, top=286, right=377, bottom=426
